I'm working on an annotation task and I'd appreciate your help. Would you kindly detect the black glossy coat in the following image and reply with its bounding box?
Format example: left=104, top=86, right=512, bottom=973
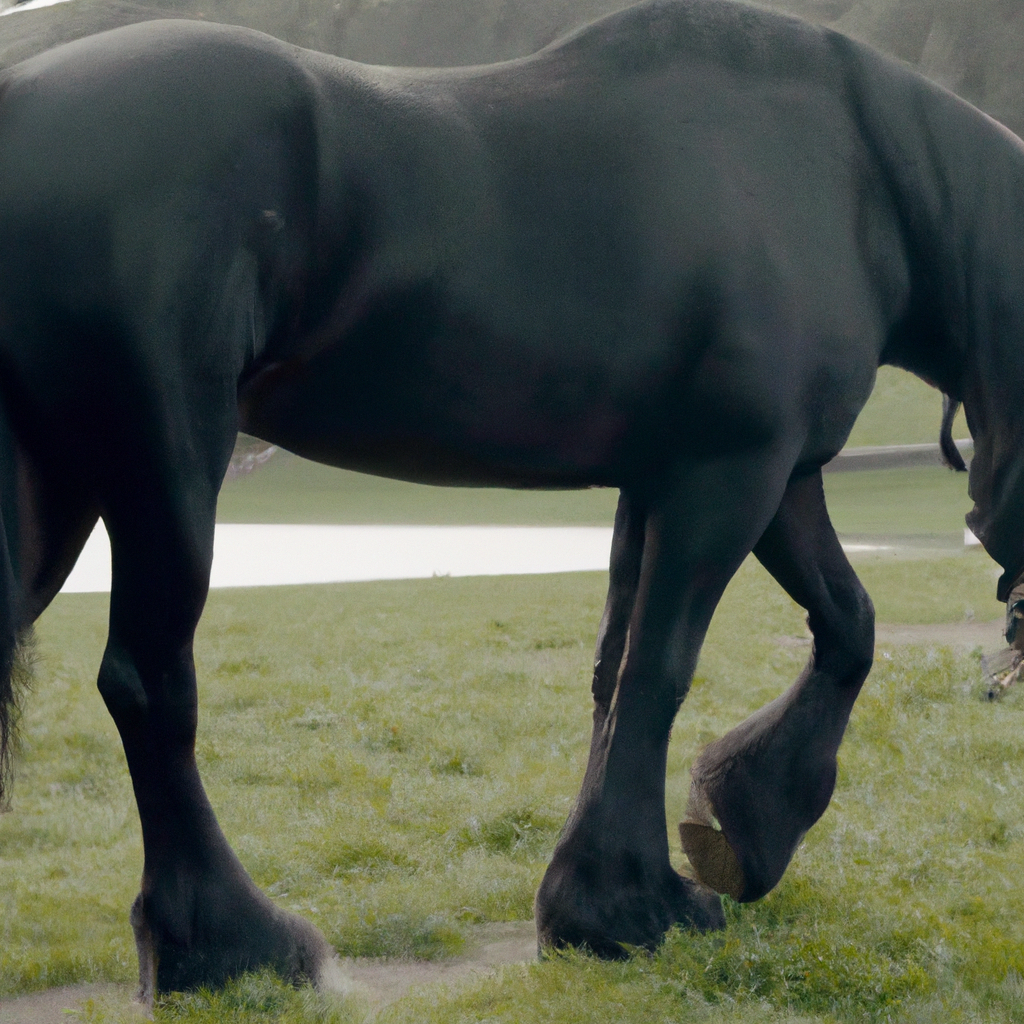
left=0, top=0, right=1020, bottom=996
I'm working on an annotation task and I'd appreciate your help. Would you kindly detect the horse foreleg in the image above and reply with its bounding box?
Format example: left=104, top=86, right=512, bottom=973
left=680, top=469, right=873, bottom=902
left=95, top=422, right=332, bottom=1001
left=536, top=456, right=793, bottom=955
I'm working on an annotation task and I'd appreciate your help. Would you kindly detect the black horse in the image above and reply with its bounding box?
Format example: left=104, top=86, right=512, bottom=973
left=0, top=0, right=1019, bottom=1000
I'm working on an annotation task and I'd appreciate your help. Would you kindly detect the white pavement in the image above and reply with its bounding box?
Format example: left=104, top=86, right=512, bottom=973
left=60, top=523, right=616, bottom=593
left=58, top=523, right=895, bottom=594
left=0, top=0, right=74, bottom=15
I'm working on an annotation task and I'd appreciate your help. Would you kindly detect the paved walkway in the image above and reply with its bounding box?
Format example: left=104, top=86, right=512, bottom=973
left=60, top=523, right=895, bottom=594
left=0, top=0, right=73, bottom=15
left=62, top=524, right=620, bottom=592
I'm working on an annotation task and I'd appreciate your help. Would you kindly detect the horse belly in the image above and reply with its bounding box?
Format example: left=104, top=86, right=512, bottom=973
left=239, top=318, right=659, bottom=488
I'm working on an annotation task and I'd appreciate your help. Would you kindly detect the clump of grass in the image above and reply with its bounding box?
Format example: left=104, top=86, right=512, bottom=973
left=654, top=899, right=932, bottom=1018
left=131, top=971, right=364, bottom=1024
left=428, top=750, right=480, bottom=776
left=455, top=808, right=560, bottom=858
left=317, top=839, right=418, bottom=880
left=329, top=911, right=465, bottom=960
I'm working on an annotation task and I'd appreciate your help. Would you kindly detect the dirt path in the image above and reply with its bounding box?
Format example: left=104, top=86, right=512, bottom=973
left=0, top=922, right=538, bottom=1023
left=777, top=617, right=1006, bottom=651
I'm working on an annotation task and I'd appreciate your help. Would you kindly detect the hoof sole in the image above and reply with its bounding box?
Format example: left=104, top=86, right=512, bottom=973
left=679, top=821, right=745, bottom=900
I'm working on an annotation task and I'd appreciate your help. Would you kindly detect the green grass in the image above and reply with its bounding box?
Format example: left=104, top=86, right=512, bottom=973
left=216, top=452, right=621, bottom=525
left=852, top=550, right=999, bottom=624
left=1, top=552, right=1021, bottom=1022
left=823, top=467, right=974, bottom=540
left=845, top=366, right=969, bottom=449
left=218, top=453, right=976, bottom=542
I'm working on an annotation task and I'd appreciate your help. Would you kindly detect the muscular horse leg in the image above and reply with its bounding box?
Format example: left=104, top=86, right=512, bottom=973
left=95, top=422, right=331, bottom=1001
left=536, top=456, right=793, bottom=955
left=681, top=469, right=874, bottom=902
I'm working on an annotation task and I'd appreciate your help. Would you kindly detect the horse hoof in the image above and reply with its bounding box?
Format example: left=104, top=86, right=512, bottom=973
left=131, top=886, right=333, bottom=997
left=535, top=858, right=724, bottom=957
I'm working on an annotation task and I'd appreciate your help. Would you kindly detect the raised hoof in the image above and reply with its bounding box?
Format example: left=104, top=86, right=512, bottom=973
left=131, top=886, right=334, bottom=1003
left=535, top=863, right=725, bottom=959
left=680, top=727, right=835, bottom=902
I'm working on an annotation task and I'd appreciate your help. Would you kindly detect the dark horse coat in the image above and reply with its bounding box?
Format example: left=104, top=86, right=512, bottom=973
left=0, top=0, right=1020, bottom=998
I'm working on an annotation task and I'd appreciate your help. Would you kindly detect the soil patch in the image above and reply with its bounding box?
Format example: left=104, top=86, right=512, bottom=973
left=0, top=922, right=538, bottom=1023
left=777, top=618, right=1005, bottom=651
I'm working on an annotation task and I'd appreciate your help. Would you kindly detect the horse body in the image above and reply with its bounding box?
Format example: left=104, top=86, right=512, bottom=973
left=0, top=0, right=1020, bottom=997
left=243, top=15, right=893, bottom=487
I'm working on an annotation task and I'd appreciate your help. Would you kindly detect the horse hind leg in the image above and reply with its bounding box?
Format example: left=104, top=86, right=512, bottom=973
left=680, top=469, right=873, bottom=901
left=537, top=453, right=798, bottom=955
left=93, top=404, right=333, bottom=1000
left=591, top=494, right=645, bottom=731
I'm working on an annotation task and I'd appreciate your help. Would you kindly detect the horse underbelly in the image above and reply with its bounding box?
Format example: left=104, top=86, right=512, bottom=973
left=239, top=353, right=637, bottom=488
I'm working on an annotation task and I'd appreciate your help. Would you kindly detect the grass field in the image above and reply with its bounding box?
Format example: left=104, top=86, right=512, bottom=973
left=3, top=365, right=1018, bottom=1022
left=1, top=549, right=1020, bottom=1023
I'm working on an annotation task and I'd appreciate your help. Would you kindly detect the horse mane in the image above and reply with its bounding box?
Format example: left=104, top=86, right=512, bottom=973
left=940, top=393, right=968, bottom=472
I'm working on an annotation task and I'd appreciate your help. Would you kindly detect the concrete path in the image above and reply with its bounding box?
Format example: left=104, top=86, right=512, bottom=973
left=0, top=0, right=73, bottom=15
left=60, top=522, right=895, bottom=594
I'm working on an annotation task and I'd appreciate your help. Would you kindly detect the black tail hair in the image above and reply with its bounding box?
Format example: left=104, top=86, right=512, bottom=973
left=0, top=630, right=33, bottom=811
left=940, top=394, right=968, bottom=472
left=0, top=446, right=27, bottom=808
left=0, top=68, right=22, bottom=811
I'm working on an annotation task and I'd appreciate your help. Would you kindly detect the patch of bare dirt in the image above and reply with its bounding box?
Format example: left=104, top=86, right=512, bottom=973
left=777, top=618, right=1005, bottom=651
left=0, top=922, right=538, bottom=1023
left=0, top=984, right=136, bottom=1024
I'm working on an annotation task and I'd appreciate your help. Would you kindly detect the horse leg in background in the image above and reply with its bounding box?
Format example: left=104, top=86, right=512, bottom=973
left=535, top=454, right=794, bottom=955
left=13, top=442, right=100, bottom=622
left=589, top=493, right=645, bottom=736
left=94, top=409, right=331, bottom=1002
left=681, top=469, right=874, bottom=902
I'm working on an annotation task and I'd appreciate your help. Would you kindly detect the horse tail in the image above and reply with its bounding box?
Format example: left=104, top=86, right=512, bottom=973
left=0, top=73, right=35, bottom=811
left=0, top=394, right=24, bottom=809
left=0, top=321, right=30, bottom=810
left=940, top=393, right=968, bottom=472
